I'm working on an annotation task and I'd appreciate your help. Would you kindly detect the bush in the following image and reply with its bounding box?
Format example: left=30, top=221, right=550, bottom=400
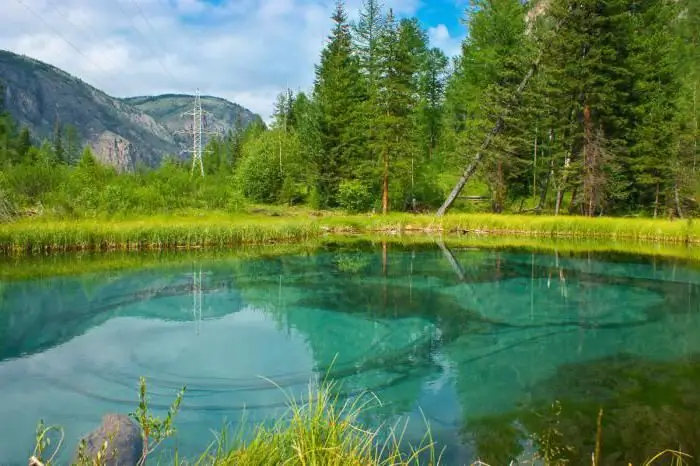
left=338, top=180, right=374, bottom=213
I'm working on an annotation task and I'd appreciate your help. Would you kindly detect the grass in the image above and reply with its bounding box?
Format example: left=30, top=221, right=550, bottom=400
left=195, top=381, right=439, bottom=466
left=29, top=377, right=692, bottom=466
left=32, top=378, right=441, bottom=466
left=2, top=211, right=700, bottom=254
left=0, top=210, right=700, bottom=255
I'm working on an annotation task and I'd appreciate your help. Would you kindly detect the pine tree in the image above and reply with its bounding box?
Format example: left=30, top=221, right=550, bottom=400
left=443, top=0, right=533, bottom=212
left=15, top=127, right=32, bottom=162
left=63, top=124, right=80, bottom=165
left=313, top=1, right=366, bottom=207
left=52, top=118, right=65, bottom=164
left=375, top=10, right=419, bottom=213
left=417, top=47, right=448, bottom=161
left=352, top=0, right=387, bottom=188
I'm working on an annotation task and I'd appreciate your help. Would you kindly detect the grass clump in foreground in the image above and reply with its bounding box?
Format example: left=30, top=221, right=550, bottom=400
left=199, top=382, right=440, bottom=466
left=28, top=376, right=694, bottom=466
left=30, top=377, right=441, bottom=466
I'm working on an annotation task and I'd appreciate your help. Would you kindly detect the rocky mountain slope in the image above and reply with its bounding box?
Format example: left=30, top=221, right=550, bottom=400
left=0, top=50, right=260, bottom=171
left=123, top=94, right=261, bottom=135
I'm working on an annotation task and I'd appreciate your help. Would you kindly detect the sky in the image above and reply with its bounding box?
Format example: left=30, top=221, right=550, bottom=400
left=0, top=0, right=468, bottom=120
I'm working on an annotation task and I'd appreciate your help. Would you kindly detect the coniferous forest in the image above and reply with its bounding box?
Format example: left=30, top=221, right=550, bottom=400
left=0, top=0, right=698, bottom=219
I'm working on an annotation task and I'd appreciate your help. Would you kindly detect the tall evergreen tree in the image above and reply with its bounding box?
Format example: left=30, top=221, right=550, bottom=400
left=443, top=0, right=533, bottom=212
left=313, top=1, right=366, bottom=207
left=375, top=10, right=419, bottom=213
left=417, top=47, right=448, bottom=161
left=15, top=127, right=32, bottom=162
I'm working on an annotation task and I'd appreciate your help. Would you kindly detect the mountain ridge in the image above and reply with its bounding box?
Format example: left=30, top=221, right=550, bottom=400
left=0, top=50, right=261, bottom=170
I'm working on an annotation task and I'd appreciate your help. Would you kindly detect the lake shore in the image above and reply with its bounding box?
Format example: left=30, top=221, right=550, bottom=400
left=1, top=211, right=700, bottom=255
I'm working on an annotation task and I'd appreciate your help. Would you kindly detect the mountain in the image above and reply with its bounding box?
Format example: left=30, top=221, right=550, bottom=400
left=0, top=50, right=261, bottom=171
left=122, top=94, right=262, bottom=136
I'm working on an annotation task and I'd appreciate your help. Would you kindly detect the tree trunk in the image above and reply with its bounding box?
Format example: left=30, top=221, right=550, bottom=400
left=674, top=180, right=684, bottom=219
left=654, top=182, right=660, bottom=219
left=554, top=151, right=570, bottom=216
left=533, top=131, right=538, bottom=200
left=694, top=84, right=697, bottom=173
left=568, top=185, right=578, bottom=214
left=494, top=159, right=504, bottom=213
left=583, top=104, right=595, bottom=217
left=535, top=158, right=552, bottom=213
left=382, top=150, right=389, bottom=215
left=436, top=51, right=543, bottom=216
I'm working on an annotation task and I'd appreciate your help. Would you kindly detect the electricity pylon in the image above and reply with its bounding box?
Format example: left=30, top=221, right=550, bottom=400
left=176, top=89, right=218, bottom=177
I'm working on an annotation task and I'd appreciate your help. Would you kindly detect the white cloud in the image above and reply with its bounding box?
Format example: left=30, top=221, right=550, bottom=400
left=428, top=23, right=463, bottom=58
left=0, top=0, right=453, bottom=120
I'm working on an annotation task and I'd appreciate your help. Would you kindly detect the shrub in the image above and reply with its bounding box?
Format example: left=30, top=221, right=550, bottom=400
left=338, top=180, right=374, bottom=213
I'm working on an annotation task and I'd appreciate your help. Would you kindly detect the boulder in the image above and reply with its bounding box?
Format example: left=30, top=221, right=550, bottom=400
left=76, top=414, right=143, bottom=466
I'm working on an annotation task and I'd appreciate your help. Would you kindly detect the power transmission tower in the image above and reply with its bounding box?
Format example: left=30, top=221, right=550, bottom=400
left=177, top=89, right=218, bottom=176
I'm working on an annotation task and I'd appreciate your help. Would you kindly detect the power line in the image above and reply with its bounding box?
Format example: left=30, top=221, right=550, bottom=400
left=43, top=0, right=106, bottom=51
left=113, top=0, right=183, bottom=87
left=127, top=0, right=172, bottom=59
left=12, top=0, right=109, bottom=74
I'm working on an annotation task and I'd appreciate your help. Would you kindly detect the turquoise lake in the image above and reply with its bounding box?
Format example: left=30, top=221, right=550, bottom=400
left=1, top=241, right=699, bottom=464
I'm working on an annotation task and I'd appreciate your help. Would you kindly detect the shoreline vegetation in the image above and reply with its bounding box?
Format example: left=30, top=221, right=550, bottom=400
left=2, top=211, right=700, bottom=255
left=29, top=378, right=690, bottom=466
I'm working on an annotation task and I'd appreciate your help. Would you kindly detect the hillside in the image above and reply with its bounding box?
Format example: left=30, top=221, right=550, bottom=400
left=123, top=94, right=262, bottom=137
left=0, top=50, right=261, bottom=171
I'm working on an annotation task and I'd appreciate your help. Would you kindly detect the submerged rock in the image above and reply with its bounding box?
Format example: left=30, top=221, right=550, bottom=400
left=76, top=414, right=143, bottom=466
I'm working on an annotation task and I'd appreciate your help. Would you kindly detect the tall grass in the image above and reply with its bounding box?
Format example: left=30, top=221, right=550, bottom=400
left=2, top=211, right=700, bottom=254
left=324, top=213, right=700, bottom=243
left=196, top=381, right=439, bottom=466
left=0, top=214, right=319, bottom=254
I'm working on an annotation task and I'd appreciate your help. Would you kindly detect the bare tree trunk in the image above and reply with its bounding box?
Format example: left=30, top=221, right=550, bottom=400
left=583, top=104, right=595, bottom=217
left=535, top=158, right=553, bottom=213
left=494, top=159, right=504, bottom=213
left=554, top=150, right=570, bottom=216
left=654, top=182, right=660, bottom=219
left=568, top=185, right=578, bottom=213
left=533, top=130, right=538, bottom=200
left=436, top=52, right=543, bottom=216
left=675, top=180, right=684, bottom=219
left=694, top=84, right=697, bottom=173
left=382, top=150, right=389, bottom=215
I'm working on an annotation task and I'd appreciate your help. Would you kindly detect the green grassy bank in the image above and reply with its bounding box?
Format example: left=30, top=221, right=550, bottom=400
left=1, top=211, right=700, bottom=254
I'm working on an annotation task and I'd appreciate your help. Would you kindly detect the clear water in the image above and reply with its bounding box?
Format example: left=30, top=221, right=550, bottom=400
left=1, top=242, right=700, bottom=465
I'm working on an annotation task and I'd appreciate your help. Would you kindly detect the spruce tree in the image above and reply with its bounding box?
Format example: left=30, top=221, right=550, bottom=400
left=313, top=1, right=366, bottom=207
left=375, top=10, right=418, bottom=213
left=15, top=127, right=32, bottom=162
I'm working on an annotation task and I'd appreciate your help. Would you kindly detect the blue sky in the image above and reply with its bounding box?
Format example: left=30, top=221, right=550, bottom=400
left=416, top=0, right=466, bottom=39
left=1, top=0, right=468, bottom=119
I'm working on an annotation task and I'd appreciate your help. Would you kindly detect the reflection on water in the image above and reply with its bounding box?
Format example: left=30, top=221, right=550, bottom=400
left=0, top=242, right=699, bottom=464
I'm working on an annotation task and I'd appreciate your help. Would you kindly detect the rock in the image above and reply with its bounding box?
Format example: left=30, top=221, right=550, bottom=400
left=76, top=414, right=143, bottom=466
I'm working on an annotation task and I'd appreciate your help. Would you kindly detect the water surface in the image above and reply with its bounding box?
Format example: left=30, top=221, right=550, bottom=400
left=1, top=241, right=699, bottom=464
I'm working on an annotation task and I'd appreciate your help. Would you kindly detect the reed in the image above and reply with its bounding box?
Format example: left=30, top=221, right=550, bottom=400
left=2, top=211, right=700, bottom=255
left=0, top=215, right=319, bottom=254
left=195, top=381, right=439, bottom=466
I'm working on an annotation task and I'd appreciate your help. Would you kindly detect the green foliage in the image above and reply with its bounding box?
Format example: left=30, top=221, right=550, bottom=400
left=338, top=180, right=374, bottom=213
left=312, top=1, right=367, bottom=207
left=237, top=129, right=303, bottom=204
left=130, top=376, right=185, bottom=466
left=0, top=0, right=697, bottom=217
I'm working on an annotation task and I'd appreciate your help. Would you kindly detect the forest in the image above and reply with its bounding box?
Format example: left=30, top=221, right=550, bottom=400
left=0, top=0, right=698, bottom=220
